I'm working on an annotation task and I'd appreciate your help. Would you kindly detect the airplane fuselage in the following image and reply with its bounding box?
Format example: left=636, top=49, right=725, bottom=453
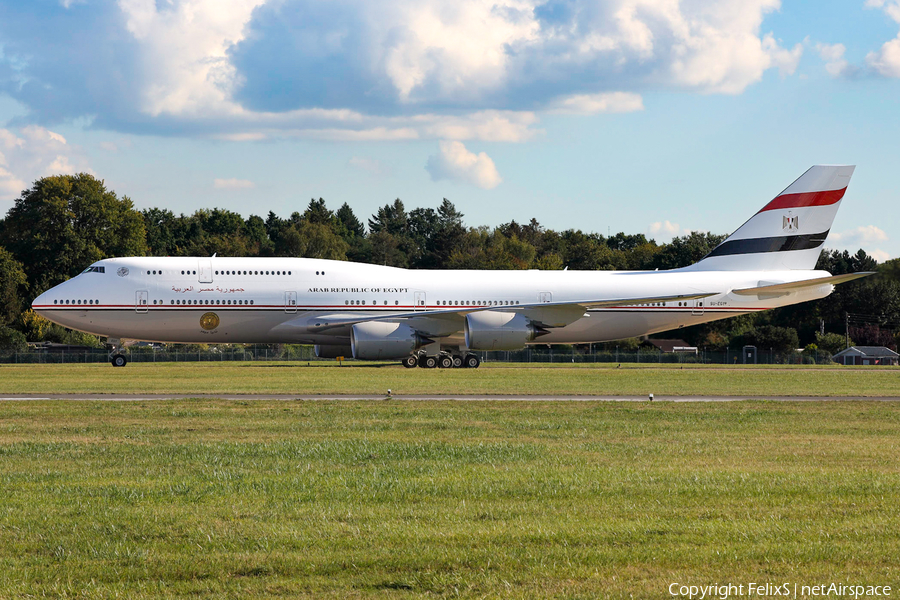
left=32, top=256, right=834, bottom=348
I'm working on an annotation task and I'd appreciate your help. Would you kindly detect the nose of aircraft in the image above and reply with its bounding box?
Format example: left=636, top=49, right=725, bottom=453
left=32, top=288, right=53, bottom=313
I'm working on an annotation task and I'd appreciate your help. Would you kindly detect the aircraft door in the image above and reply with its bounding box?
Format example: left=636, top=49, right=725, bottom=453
left=284, top=291, right=297, bottom=314
left=414, top=291, right=426, bottom=311
left=692, top=300, right=704, bottom=316
left=539, top=292, right=552, bottom=303
left=198, top=259, right=213, bottom=283
left=136, top=290, right=148, bottom=314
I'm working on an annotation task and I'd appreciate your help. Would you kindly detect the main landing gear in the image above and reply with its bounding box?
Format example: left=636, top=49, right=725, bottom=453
left=107, top=337, right=128, bottom=367
left=403, top=353, right=480, bottom=369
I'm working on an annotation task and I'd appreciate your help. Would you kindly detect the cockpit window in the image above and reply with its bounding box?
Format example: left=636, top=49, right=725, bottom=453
left=81, top=266, right=106, bottom=274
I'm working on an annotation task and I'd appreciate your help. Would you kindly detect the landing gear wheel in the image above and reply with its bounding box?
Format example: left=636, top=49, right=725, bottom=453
left=111, top=354, right=128, bottom=367
left=451, top=355, right=464, bottom=368
left=402, top=355, right=418, bottom=368
left=438, top=355, right=454, bottom=369
left=464, top=354, right=480, bottom=369
left=418, top=355, right=438, bottom=369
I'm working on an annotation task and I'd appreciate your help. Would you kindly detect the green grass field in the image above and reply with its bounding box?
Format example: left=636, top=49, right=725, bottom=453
left=0, top=399, right=898, bottom=598
left=0, top=361, right=899, bottom=396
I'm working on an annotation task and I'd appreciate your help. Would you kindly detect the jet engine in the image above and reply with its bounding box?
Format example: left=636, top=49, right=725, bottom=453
left=464, top=311, right=543, bottom=351
left=351, top=321, right=426, bottom=360
left=314, top=344, right=353, bottom=359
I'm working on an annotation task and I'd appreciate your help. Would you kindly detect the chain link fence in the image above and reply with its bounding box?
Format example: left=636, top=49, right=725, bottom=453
left=0, top=345, right=841, bottom=365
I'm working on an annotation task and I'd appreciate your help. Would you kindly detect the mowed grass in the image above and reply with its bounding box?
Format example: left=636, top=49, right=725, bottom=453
left=0, top=400, right=899, bottom=598
left=1, top=361, right=900, bottom=396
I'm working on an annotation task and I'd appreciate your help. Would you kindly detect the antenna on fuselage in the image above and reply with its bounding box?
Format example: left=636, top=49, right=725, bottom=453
left=211, top=253, right=217, bottom=257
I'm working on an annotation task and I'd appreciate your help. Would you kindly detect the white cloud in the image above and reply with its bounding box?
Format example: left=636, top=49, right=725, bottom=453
left=0, top=126, right=92, bottom=202
left=763, top=33, right=803, bottom=78
left=648, top=220, right=689, bottom=240
left=549, top=92, right=644, bottom=115
left=3, top=0, right=805, bottom=141
left=866, top=0, right=900, bottom=76
left=829, top=225, right=889, bottom=246
left=286, top=127, right=420, bottom=142
left=98, top=138, right=133, bottom=153
left=869, top=249, right=891, bottom=263
left=117, top=0, right=267, bottom=118
left=348, top=157, right=388, bottom=175
left=0, top=166, right=25, bottom=200
left=867, top=38, right=900, bottom=76
left=815, top=42, right=853, bottom=77
left=213, top=178, right=255, bottom=189
left=425, top=140, right=502, bottom=189
left=379, top=0, right=540, bottom=103
left=414, top=111, right=539, bottom=143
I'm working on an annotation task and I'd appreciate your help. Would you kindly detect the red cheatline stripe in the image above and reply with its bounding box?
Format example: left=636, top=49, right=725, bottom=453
left=758, top=187, right=846, bottom=213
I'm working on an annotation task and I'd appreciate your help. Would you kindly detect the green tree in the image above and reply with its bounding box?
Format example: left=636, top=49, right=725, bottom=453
left=0, top=174, right=147, bottom=293
left=368, top=199, right=408, bottom=236
left=432, top=199, right=467, bottom=268
left=336, top=203, right=365, bottom=238
left=302, top=198, right=334, bottom=225
left=369, top=231, right=407, bottom=267
left=0, top=325, right=26, bottom=353
left=244, top=215, right=273, bottom=256
left=734, top=325, right=800, bottom=357
left=652, top=232, right=726, bottom=270
left=20, top=310, right=51, bottom=341
left=142, top=208, right=177, bottom=255
left=297, top=221, right=349, bottom=260
left=335, top=203, right=370, bottom=262
left=560, top=230, right=621, bottom=270
left=0, top=246, right=27, bottom=326
left=815, top=331, right=850, bottom=355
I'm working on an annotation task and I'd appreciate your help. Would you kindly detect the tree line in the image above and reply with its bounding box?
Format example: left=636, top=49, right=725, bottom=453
left=0, top=173, right=898, bottom=356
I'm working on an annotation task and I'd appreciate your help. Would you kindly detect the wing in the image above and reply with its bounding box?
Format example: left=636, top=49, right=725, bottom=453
left=306, top=290, right=719, bottom=333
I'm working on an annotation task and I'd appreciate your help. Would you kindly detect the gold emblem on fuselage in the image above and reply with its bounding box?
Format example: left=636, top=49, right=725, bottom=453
left=200, top=312, right=219, bottom=330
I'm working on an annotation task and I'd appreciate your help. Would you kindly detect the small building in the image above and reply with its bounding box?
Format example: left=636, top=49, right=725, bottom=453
left=832, top=346, right=899, bottom=366
left=645, top=339, right=698, bottom=354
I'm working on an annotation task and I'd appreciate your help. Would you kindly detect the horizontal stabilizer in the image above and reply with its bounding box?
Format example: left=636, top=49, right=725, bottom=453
left=731, top=272, right=875, bottom=296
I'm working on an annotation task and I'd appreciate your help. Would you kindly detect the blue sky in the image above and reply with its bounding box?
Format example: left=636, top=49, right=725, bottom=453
left=1, top=0, right=899, bottom=260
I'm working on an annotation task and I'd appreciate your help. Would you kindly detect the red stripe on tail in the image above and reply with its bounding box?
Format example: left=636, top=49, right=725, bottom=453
left=757, top=187, right=846, bottom=213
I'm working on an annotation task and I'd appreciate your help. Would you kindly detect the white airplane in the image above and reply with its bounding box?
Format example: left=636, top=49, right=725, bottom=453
left=32, top=165, right=871, bottom=368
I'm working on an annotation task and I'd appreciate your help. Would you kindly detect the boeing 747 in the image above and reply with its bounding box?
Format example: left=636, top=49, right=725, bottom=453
left=32, top=165, right=871, bottom=368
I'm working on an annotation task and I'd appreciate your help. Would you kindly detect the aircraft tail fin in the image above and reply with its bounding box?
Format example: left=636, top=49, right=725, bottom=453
left=687, top=165, right=855, bottom=271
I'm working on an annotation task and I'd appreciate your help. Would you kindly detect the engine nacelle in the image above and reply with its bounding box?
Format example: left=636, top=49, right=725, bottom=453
left=351, top=321, right=421, bottom=360
left=465, top=311, right=539, bottom=351
left=314, top=344, right=353, bottom=359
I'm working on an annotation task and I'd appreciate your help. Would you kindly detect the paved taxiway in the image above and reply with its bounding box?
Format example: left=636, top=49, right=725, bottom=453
left=1, top=394, right=898, bottom=402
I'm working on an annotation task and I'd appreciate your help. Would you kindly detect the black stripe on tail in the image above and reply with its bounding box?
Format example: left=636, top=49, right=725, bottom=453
left=704, top=229, right=830, bottom=259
